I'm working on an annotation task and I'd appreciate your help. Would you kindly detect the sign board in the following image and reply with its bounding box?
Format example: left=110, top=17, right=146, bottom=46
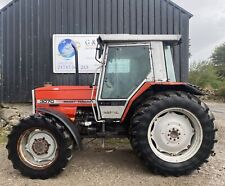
left=53, top=34, right=101, bottom=73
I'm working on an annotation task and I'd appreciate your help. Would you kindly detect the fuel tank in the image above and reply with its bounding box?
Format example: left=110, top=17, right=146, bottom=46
left=34, top=86, right=96, bottom=118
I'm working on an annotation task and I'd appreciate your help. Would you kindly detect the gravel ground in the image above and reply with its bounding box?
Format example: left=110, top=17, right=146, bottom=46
left=0, top=101, right=224, bottom=186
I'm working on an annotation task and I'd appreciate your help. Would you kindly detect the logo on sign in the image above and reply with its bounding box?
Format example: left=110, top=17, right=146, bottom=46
left=58, top=39, right=81, bottom=59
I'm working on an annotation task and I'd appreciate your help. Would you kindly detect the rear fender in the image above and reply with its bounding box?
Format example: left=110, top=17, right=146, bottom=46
left=37, top=108, right=81, bottom=150
left=149, top=83, right=204, bottom=95
left=121, top=83, right=204, bottom=123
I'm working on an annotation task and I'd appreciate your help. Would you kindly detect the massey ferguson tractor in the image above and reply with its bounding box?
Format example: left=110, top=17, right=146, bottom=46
left=6, top=35, right=216, bottom=179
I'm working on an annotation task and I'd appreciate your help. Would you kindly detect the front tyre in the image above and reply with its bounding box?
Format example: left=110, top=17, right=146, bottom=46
left=130, top=91, right=216, bottom=176
left=6, top=115, right=73, bottom=179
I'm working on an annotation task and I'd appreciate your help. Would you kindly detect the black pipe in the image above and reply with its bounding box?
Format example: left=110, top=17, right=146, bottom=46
left=71, top=44, right=79, bottom=85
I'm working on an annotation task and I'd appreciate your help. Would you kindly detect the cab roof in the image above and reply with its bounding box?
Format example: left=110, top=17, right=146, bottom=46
left=98, top=34, right=182, bottom=44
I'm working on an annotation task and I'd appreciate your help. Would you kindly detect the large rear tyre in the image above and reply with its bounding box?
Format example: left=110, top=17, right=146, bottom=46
left=130, top=91, right=216, bottom=176
left=6, top=115, right=73, bottom=179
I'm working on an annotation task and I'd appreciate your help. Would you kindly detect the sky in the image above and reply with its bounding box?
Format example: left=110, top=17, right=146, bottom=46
left=172, top=0, right=225, bottom=63
left=0, top=0, right=11, bottom=9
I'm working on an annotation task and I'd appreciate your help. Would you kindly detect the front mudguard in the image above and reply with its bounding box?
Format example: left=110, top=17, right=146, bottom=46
left=37, top=108, right=82, bottom=150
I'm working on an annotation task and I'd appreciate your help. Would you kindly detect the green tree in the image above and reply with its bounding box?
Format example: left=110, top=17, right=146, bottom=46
left=211, top=43, right=225, bottom=79
left=189, top=43, right=225, bottom=101
left=211, top=43, right=225, bottom=65
left=189, top=61, right=222, bottom=89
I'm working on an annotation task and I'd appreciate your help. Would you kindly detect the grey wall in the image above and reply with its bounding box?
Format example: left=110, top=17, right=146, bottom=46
left=0, top=0, right=191, bottom=103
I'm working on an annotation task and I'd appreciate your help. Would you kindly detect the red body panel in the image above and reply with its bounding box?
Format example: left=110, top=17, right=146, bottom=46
left=35, top=82, right=185, bottom=121
left=121, top=82, right=186, bottom=122
left=35, top=86, right=96, bottom=118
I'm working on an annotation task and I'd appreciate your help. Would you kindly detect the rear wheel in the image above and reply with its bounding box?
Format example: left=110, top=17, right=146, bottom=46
left=6, top=115, right=73, bottom=179
left=130, top=91, right=216, bottom=176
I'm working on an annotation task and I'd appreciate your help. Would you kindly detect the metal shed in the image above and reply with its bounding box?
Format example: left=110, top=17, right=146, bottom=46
left=0, top=0, right=192, bottom=103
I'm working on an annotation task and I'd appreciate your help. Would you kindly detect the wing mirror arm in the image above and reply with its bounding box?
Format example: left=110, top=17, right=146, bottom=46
left=95, top=46, right=102, bottom=63
left=95, top=37, right=104, bottom=64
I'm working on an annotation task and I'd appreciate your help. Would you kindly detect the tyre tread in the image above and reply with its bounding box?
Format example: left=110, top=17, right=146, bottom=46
left=6, top=115, right=73, bottom=179
left=130, top=91, right=216, bottom=176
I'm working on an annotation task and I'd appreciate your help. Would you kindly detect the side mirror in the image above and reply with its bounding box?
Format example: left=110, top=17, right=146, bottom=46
left=95, top=38, right=104, bottom=63
left=96, top=44, right=104, bottom=59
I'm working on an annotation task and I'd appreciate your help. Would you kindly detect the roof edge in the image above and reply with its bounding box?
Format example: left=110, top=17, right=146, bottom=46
left=167, top=0, right=193, bottom=18
left=0, top=0, right=193, bottom=18
left=99, top=34, right=182, bottom=43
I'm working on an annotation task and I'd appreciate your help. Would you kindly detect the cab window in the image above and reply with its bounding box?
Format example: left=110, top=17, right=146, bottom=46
left=101, top=45, right=151, bottom=99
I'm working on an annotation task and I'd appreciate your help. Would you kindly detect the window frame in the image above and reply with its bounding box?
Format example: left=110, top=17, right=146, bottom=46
left=98, top=43, right=153, bottom=101
left=163, top=44, right=176, bottom=82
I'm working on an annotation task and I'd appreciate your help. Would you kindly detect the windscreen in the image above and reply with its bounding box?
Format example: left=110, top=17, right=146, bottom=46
left=101, top=45, right=151, bottom=99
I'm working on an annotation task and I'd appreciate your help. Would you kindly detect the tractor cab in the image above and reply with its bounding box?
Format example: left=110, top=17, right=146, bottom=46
left=93, top=35, right=181, bottom=121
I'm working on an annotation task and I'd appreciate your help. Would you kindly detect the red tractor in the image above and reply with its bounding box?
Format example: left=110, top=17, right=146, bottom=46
left=7, top=35, right=216, bottom=179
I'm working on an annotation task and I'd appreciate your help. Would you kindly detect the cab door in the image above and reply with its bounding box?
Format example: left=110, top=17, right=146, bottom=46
left=97, top=44, right=152, bottom=119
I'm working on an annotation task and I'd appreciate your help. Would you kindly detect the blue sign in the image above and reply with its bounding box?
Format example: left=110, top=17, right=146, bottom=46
left=58, top=39, right=76, bottom=59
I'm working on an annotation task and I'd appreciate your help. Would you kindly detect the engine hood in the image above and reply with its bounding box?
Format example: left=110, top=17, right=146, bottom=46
left=34, top=86, right=96, bottom=117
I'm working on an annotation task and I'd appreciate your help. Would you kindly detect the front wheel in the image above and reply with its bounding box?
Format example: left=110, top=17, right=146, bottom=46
left=6, top=115, right=73, bottom=179
left=130, top=91, right=216, bottom=176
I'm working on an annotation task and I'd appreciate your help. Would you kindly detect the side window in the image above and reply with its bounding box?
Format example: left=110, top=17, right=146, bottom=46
left=164, top=45, right=176, bottom=82
left=101, top=45, right=151, bottom=99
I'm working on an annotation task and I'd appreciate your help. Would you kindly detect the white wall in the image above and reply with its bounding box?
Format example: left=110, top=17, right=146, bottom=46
left=0, top=0, right=12, bottom=9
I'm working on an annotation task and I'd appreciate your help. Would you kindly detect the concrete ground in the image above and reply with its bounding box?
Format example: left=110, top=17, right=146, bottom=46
left=0, top=101, right=224, bottom=186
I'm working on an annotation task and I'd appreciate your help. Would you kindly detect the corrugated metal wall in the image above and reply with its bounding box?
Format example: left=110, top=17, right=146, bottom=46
left=0, top=0, right=191, bottom=103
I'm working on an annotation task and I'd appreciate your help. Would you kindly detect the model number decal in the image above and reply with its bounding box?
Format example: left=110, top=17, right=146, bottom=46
left=37, top=100, right=92, bottom=104
left=37, top=100, right=55, bottom=104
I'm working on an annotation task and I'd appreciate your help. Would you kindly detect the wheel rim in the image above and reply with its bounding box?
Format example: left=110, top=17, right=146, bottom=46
left=17, top=128, right=58, bottom=169
left=147, top=108, right=203, bottom=163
